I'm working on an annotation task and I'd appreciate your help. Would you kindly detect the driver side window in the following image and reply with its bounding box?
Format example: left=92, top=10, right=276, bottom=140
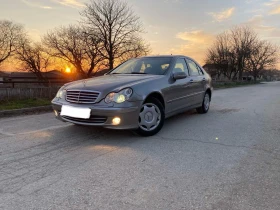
left=173, top=58, right=189, bottom=75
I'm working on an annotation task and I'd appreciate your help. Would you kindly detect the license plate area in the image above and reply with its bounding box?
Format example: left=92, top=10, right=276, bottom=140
left=61, top=105, right=91, bottom=119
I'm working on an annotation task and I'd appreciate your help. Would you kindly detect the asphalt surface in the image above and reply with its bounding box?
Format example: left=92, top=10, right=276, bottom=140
left=0, top=82, right=280, bottom=210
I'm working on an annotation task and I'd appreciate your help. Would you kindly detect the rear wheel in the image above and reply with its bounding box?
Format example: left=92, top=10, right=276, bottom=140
left=136, top=98, right=165, bottom=136
left=196, top=92, right=211, bottom=114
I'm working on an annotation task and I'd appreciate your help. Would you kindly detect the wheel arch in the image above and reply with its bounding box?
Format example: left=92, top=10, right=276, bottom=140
left=205, top=88, right=212, bottom=101
left=144, top=92, right=165, bottom=109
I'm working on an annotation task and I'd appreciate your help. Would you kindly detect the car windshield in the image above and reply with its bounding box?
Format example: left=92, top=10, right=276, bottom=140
left=110, top=57, right=173, bottom=75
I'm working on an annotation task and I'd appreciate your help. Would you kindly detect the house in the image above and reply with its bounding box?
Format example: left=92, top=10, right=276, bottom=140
left=242, top=72, right=254, bottom=81
left=8, top=70, right=70, bottom=88
left=0, top=71, right=9, bottom=82
left=0, top=71, right=11, bottom=87
left=261, top=69, right=280, bottom=81
left=1, top=69, right=113, bottom=88
left=202, top=64, right=228, bottom=81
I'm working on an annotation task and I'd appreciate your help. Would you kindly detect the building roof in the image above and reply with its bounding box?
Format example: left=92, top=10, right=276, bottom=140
left=203, top=64, right=221, bottom=69
left=0, top=71, right=10, bottom=77
left=9, top=70, right=66, bottom=79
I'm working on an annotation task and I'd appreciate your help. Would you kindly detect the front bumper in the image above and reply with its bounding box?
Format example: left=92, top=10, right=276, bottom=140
left=52, top=100, right=142, bottom=130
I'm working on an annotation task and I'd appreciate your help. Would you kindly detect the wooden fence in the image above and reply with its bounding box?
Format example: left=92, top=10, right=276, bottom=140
left=0, top=87, right=60, bottom=101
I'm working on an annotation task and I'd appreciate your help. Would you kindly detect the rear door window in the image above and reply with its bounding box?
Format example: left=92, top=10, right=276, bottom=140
left=197, top=65, right=204, bottom=75
left=186, top=59, right=200, bottom=76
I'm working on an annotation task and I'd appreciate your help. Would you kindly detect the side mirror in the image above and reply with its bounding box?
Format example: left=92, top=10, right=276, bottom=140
left=173, top=71, right=187, bottom=80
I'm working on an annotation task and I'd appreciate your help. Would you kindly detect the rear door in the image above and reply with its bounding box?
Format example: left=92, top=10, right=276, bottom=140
left=185, top=59, right=205, bottom=106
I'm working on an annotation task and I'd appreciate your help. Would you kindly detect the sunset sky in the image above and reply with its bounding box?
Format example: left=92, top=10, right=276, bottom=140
left=0, top=0, right=280, bottom=69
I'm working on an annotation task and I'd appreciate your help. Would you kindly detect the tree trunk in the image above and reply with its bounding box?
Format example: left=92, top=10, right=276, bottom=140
left=238, top=71, right=243, bottom=81
left=109, top=58, right=114, bottom=70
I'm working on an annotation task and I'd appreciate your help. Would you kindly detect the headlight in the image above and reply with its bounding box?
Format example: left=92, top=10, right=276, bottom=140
left=56, top=88, right=66, bottom=99
left=105, top=88, right=133, bottom=103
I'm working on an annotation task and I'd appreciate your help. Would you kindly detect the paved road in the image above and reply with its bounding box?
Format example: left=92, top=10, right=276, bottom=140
left=0, top=82, right=280, bottom=210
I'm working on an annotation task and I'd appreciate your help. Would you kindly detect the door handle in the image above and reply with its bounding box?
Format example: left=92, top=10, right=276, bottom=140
left=189, top=79, right=194, bottom=83
left=202, top=78, right=206, bottom=81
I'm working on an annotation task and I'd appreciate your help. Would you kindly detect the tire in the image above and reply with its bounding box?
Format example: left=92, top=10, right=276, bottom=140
left=136, top=97, right=165, bottom=136
left=196, top=92, right=211, bottom=114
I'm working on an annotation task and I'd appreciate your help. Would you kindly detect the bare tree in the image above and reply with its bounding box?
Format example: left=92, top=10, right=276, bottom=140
left=246, top=40, right=278, bottom=82
left=206, top=26, right=260, bottom=81
left=0, top=20, right=25, bottom=65
left=81, top=0, right=146, bottom=69
left=205, top=32, right=238, bottom=80
left=230, top=26, right=257, bottom=80
left=118, top=36, right=150, bottom=63
left=44, top=25, right=103, bottom=78
left=16, top=38, right=51, bottom=84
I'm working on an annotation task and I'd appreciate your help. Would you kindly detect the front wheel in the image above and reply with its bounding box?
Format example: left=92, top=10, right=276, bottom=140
left=196, top=92, right=211, bottom=114
left=136, top=98, right=165, bottom=136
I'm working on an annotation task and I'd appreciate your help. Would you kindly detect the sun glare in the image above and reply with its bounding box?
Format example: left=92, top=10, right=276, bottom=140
left=65, top=67, right=71, bottom=73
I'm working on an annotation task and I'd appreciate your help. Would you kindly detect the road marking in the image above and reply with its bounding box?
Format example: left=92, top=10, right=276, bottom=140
left=0, top=124, right=71, bottom=136
left=0, top=129, right=14, bottom=136
left=17, top=124, right=71, bottom=135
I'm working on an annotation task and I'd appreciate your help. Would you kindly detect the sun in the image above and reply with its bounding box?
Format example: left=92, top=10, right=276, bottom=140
left=65, top=67, right=71, bottom=73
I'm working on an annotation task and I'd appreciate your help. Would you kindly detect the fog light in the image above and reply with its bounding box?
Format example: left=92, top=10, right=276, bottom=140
left=54, top=110, right=59, bottom=117
left=112, top=117, right=121, bottom=125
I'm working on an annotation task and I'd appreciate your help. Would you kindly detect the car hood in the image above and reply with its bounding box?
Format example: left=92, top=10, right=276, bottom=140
left=64, top=74, right=163, bottom=94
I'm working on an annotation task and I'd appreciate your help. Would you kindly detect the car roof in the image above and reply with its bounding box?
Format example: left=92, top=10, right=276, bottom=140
left=140, top=55, right=193, bottom=59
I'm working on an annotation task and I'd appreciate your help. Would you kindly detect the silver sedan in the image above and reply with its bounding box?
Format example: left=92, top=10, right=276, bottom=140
left=52, top=55, right=213, bottom=136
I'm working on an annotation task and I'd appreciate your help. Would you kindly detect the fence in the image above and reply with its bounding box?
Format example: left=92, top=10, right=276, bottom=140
left=0, top=87, right=60, bottom=101
left=0, top=81, right=69, bottom=88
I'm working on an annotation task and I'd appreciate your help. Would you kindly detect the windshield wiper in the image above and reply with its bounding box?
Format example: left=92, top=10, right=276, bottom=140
left=129, top=72, right=147, bottom=74
left=111, top=72, right=147, bottom=75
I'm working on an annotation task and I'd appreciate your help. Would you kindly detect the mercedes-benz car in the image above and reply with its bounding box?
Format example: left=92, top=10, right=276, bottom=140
left=52, top=55, right=213, bottom=136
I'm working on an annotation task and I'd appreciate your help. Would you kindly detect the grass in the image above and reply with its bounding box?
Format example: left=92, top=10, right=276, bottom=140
left=0, top=98, right=51, bottom=111
left=213, top=81, right=261, bottom=89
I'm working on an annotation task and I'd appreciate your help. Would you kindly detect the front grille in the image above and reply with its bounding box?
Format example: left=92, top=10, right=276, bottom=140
left=62, top=115, right=107, bottom=124
left=66, top=90, right=100, bottom=104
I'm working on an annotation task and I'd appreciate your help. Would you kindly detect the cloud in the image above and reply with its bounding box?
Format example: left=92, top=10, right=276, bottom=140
left=172, top=30, right=215, bottom=64
left=264, top=0, right=280, bottom=6
left=21, top=0, right=52, bottom=9
left=52, top=0, right=85, bottom=8
left=209, top=7, right=235, bottom=22
left=270, top=29, right=280, bottom=37
left=169, top=43, right=209, bottom=65
left=28, top=29, right=42, bottom=42
left=270, top=6, right=280, bottom=14
left=243, top=15, right=280, bottom=49
left=245, top=0, right=254, bottom=3
left=264, top=0, right=280, bottom=14
left=42, top=6, right=52, bottom=9
left=163, top=0, right=182, bottom=3
left=245, top=15, right=276, bottom=31
left=176, top=30, right=214, bottom=44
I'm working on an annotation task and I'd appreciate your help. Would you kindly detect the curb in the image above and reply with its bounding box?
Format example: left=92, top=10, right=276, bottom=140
left=0, top=105, right=53, bottom=118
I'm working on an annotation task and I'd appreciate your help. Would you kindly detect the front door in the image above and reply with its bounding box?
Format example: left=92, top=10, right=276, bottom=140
left=165, top=58, right=192, bottom=113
